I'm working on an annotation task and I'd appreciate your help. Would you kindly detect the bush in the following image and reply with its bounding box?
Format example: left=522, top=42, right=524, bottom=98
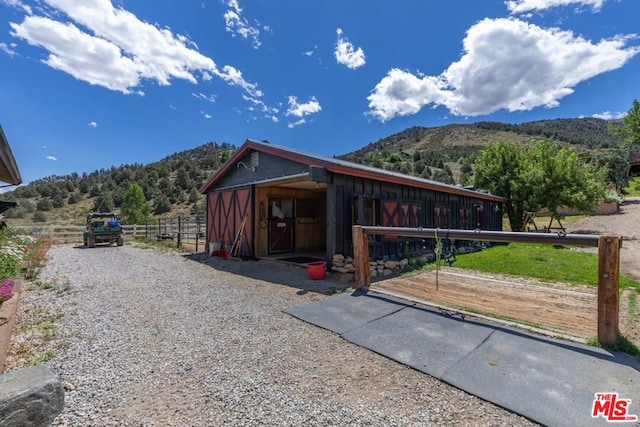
left=32, top=211, right=47, bottom=222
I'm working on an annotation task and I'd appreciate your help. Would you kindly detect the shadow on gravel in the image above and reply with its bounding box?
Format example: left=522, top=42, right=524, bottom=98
left=183, top=252, right=352, bottom=296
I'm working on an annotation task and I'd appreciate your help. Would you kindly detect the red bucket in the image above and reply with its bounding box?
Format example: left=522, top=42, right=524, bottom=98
left=307, top=261, right=326, bottom=280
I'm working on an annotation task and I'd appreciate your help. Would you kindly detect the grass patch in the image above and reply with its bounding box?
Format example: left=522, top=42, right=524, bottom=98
left=450, top=243, right=640, bottom=290
left=623, top=176, right=640, bottom=197
left=587, top=333, right=640, bottom=357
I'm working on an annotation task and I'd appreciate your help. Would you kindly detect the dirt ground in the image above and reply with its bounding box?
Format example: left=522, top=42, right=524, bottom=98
left=373, top=197, right=640, bottom=347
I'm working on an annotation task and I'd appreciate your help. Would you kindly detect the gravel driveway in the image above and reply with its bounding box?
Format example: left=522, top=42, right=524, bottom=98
left=7, top=244, right=536, bottom=426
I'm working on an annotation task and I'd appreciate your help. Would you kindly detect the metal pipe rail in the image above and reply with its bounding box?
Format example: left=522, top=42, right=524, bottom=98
left=359, top=226, right=602, bottom=247
left=352, top=225, right=621, bottom=346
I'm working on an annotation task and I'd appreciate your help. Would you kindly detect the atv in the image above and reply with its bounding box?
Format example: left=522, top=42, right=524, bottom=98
left=84, top=212, right=124, bottom=247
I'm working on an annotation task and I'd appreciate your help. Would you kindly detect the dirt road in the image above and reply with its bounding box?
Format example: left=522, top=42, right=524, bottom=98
left=373, top=198, right=640, bottom=346
left=566, top=197, right=640, bottom=282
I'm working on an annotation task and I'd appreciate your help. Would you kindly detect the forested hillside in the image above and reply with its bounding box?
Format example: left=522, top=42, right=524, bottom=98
left=2, top=142, right=236, bottom=225
left=0, top=117, right=625, bottom=225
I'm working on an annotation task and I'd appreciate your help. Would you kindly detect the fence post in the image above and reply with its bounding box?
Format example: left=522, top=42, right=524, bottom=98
left=352, top=225, right=371, bottom=289
left=177, top=215, right=182, bottom=248
left=597, top=234, right=620, bottom=346
left=195, top=219, right=200, bottom=253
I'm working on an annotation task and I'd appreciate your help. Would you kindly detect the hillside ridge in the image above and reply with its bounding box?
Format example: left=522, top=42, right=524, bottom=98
left=2, top=117, right=623, bottom=225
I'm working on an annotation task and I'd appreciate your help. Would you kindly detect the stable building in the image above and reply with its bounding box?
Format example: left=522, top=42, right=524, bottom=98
left=199, top=139, right=505, bottom=262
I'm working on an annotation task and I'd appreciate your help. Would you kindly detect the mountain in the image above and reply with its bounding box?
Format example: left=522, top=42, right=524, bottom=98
left=1, top=118, right=624, bottom=225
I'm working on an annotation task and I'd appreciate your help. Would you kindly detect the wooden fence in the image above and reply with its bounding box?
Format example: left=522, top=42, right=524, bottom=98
left=352, top=225, right=621, bottom=346
left=18, top=216, right=207, bottom=252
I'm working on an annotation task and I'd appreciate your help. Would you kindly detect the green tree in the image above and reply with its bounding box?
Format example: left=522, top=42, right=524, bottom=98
left=121, top=183, right=150, bottom=224
left=473, top=140, right=606, bottom=231
left=51, top=194, right=66, bottom=209
left=612, top=99, right=640, bottom=148
left=93, top=192, right=115, bottom=212
left=188, top=187, right=200, bottom=204
left=153, top=194, right=171, bottom=215
left=36, top=198, right=53, bottom=211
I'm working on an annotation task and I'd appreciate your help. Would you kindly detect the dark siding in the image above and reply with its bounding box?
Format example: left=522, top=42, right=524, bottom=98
left=332, top=173, right=502, bottom=258
left=215, top=150, right=309, bottom=188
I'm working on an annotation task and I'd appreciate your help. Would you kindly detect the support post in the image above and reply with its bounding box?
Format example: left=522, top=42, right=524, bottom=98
left=352, top=225, right=371, bottom=289
left=177, top=215, right=182, bottom=248
left=597, top=234, right=620, bottom=346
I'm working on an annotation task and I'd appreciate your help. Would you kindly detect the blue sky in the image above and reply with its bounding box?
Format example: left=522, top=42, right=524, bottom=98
left=1, top=0, right=638, bottom=185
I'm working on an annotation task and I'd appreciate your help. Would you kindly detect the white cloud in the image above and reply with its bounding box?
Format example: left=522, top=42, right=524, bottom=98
left=88, top=121, right=98, bottom=127
left=9, top=0, right=262, bottom=98
left=200, top=110, right=212, bottom=119
left=592, top=111, right=626, bottom=120
left=46, top=155, right=57, bottom=161
left=192, top=92, right=217, bottom=102
left=367, top=18, right=639, bottom=121
left=1, top=0, right=32, bottom=14
left=506, top=0, right=605, bottom=14
left=334, top=28, right=366, bottom=69
left=0, top=42, right=17, bottom=56
left=223, top=0, right=262, bottom=49
left=169, top=104, right=177, bottom=110
left=286, top=96, right=321, bottom=128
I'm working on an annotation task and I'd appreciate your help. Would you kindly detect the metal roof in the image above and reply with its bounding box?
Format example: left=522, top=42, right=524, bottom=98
left=0, top=124, right=22, bottom=186
left=200, top=139, right=506, bottom=202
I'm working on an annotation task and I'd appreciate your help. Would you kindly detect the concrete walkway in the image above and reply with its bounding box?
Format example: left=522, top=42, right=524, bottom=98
left=284, top=291, right=640, bottom=427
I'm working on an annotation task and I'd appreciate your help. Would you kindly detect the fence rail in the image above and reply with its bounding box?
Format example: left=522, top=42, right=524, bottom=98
left=352, top=225, right=621, bottom=346
left=17, top=216, right=207, bottom=251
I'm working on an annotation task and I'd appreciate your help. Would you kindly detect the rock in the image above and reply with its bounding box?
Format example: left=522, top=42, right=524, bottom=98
left=382, top=269, right=393, bottom=276
left=400, top=258, right=409, bottom=266
left=370, top=269, right=378, bottom=278
left=332, top=254, right=345, bottom=262
left=331, top=266, right=351, bottom=274
left=332, top=261, right=345, bottom=268
left=384, top=261, right=397, bottom=270
left=331, top=272, right=354, bottom=284
left=344, top=263, right=354, bottom=270
left=0, top=366, right=64, bottom=427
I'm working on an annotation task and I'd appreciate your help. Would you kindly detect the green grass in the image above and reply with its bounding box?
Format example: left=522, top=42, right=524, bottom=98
left=623, top=176, right=640, bottom=197
left=450, top=243, right=640, bottom=291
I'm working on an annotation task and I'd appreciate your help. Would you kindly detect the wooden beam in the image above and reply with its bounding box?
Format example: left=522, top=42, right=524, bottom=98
left=352, top=225, right=371, bottom=289
left=597, top=234, right=620, bottom=346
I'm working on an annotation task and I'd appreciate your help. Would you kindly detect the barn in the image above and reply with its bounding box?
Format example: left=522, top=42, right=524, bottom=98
left=199, top=139, right=505, bottom=263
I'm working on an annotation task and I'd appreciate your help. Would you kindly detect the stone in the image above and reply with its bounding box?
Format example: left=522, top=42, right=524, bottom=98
left=383, top=261, right=397, bottom=270
left=382, top=269, right=393, bottom=276
left=332, top=254, right=345, bottom=262
left=370, top=269, right=378, bottom=278
left=0, top=366, right=64, bottom=427
left=399, top=258, right=409, bottom=266
left=332, top=261, right=345, bottom=268
left=343, top=263, right=354, bottom=270
left=331, top=272, right=354, bottom=284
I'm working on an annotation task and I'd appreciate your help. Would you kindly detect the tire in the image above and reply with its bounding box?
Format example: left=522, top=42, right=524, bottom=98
left=117, top=236, right=124, bottom=246
left=88, top=236, right=96, bottom=248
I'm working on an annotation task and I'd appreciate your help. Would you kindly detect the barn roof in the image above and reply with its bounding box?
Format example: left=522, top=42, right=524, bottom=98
left=199, top=139, right=506, bottom=202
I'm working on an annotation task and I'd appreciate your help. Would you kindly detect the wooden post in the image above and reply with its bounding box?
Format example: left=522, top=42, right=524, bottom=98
left=597, top=234, right=620, bottom=346
left=177, top=215, right=182, bottom=248
left=352, top=225, right=371, bottom=289
left=195, top=219, right=200, bottom=253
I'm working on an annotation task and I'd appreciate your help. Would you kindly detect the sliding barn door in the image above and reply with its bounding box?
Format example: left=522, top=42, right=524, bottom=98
left=207, top=187, right=253, bottom=256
